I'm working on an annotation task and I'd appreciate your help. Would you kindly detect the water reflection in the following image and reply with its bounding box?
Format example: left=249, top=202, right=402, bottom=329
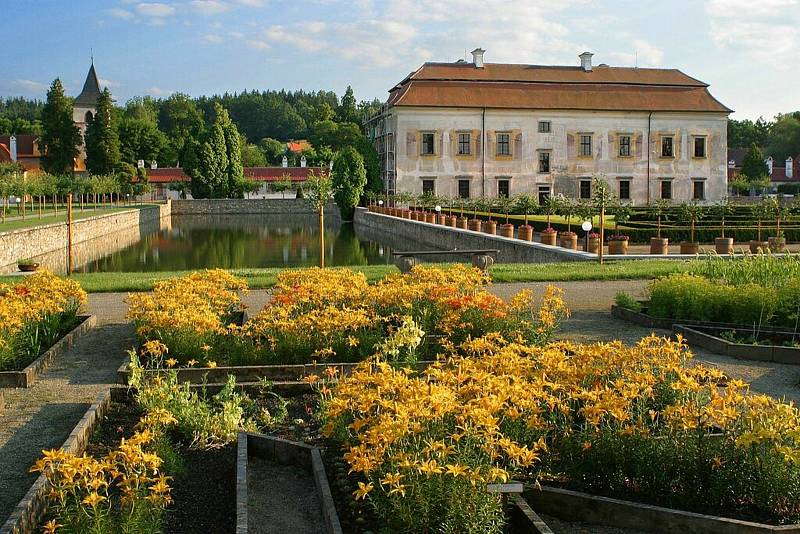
left=77, top=214, right=393, bottom=272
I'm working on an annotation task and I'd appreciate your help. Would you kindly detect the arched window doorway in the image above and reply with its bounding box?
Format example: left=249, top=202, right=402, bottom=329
left=85, top=111, right=94, bottom=123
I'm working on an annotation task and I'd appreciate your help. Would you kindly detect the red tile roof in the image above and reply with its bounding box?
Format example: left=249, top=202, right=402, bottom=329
left=286, top=140, right=312, bottom=153
left=0, top=135, right=38, bottom=156
left=389, top=63, right=731, bottom=113
left=0, top=143, right=9, bottom=162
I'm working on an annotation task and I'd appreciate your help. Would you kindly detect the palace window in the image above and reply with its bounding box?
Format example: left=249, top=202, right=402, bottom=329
left=661, top=180, right=672, bottom=200
left=496, top=133, right=511, bottom=156
left=458, top=179, right=471, bottom=199
left=421, top=132, right=435, bottom=155
left=661, top=136, right=674, bottom=158
left=619, top=135, right=631, bottom=157
left=693, top=180, right=705, bottom=200
left=694, top=137, right=707, bottom=158
left=457, top=132, right=471, bottom=155
left=422, top=178, right=435, bottom=195
left=579, top=134, right=593, bottom=157
left=498, top=179, right=510, bottom=198
left=538, top=151, right=551, bottom=173
left=619, top=179, right=631, bottom=200
left=579, top=180, right=592, bottom=199
left=538, top=121, right=551, bottom=133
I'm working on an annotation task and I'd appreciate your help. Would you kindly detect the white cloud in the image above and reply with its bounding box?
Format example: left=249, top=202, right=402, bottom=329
left=145, top=86, right=172, bottom=96
left=229, top=31, right=245, bottom=39
left=247, top=39, right=271, bottom=50
left=607, top=39, right=665, bottom=68
left=106, top=7, right=135, bottom=20
left=202, top=33, right=225, bottom=43
left=99, top=78, right=120, bottom=88
left=233, top=0, right=265, bottom=6
left=705, top=0, right=800, bottom=70
left=261, top=23, right=327, bottom=52
left=191, top=0, right=230, bottom=15
left=13, top=79, right=48, bottom=93
left=134, top=2, right=176, bottom=17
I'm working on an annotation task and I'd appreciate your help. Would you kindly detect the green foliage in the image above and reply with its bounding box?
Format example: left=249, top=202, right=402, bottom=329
left=270, top=174, right=294, bottom=198
left=331, top=146, right=366, bottom=220
left=259, top=137, right=286, bottom=165
left=741, top=143, right=769, bottom=182
left=513, top=194, right=539, bottom=225
left=728, top=116, right=771, bottom=148
left=240, top=142, right=267, bottom=167
left=40, top=79, right=81, bottom=174
left=304, top=170, right=334, bottom=212
left=187, top=103, right=243, bottom=198
left=85, top=88, right=122, bottom=175
left=337, top=85, right=358, bottom=123
left=766, top=114, right=800, bottom=161
left=118, top=116, right=167, bottom=167
left=614, top=291, right=642, bottom=312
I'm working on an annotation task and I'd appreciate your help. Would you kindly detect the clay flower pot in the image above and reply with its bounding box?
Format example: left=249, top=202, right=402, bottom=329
left=679, top=241, right=700, bottom=255
left=650, top=237, right=669, bottom=255
left=559, top=232, right=578, bottom=250
left=588, top=237, right=601, bottom=254
left=749, top=240, right=769, bottom=254
left=715, top=237, right=734, bottom=255
left=517, top=225, right=533, bottom=242
left=456, top=217, right=469, bottom=230
left=540, top=229, right=558, bottom=246
left=468, top=219, right=482, bottom=232
left=498, top=223, right=514, bottom=238
left=483, top=220, right=497, bottom=235
left=17, top=262, right=40, bottom=272
left=401, top=210, right=411, bottom=219
left=425, top=213, right=436, bottom=224
left=436, top=214, right=447, bottom=225
left=608, top=239, right=629, bottom=255
left=769, top=236, right=787, bottom=253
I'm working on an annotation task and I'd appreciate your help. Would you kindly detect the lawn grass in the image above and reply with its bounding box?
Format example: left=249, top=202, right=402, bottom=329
left=0, top=204, right=158, bottom=233
left=0, top=260, right=691, bottom=293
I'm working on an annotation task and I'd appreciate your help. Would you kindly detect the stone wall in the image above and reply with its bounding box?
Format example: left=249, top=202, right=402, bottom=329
left=353, top=208, right=593, bottom=263
left=0, top=203, right=171, bottom=273
left=171, top=199, right=338, bottom=216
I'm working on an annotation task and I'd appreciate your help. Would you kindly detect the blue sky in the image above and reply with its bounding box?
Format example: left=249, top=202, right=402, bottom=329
left=1, top=0, right=797, bottom=120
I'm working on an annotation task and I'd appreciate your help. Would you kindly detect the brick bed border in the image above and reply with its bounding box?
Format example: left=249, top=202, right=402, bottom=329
left=525, top=486, right=800, bottom=534
left=0, top=315, right=97, bottom=388
left=0, top=390, right=112, bottom=534
left=236, top=432, right=342, bottom=534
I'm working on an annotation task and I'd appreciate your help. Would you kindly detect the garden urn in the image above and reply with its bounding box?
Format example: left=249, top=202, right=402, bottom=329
left=401, top=209, right=411, bottom=219
left=468, top=219, right=482, bottom=232
left=456, top=217, right=469, bottom=230
left=540, top=229, right=558, bottom=246
left=588, top=236, right=601, bottom=254
left=714, top=237, right=734, bottom=255
left=437, top=214, right=447, bottom=225
left=679, top=241, right=700, bottom=255
left=608, top=238, right=629, bottom=255
left=498, top=223, right=514, bottom=238
left=483, top=220, right=497, bottom=235
left=559, top=232, right=578, bottom=250
left=650, top=237, right=669, bottom=255
left=768, top=236, right=786, bottom=253
left=749, top=240, right=769, bottom=254
left=447, top=215, right=457, bottom=228
left=517, top=225, right=533, bottom=242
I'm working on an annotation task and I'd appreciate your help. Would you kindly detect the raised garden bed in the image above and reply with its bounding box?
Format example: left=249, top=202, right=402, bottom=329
left=0, top=388, right=112, bottom=534
left=0, top=315, right=96, bottom=388
left=675, top=325, right=800, bottom=364
left=524, top=486, right=800, bottom=534
left=237, top=432, right=342, bottom=534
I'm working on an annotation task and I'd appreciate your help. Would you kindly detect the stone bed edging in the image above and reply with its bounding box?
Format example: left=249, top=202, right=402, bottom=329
left=525, top=486, right=800, bottom=534
left=611, top=304, right=800, bottom=364
left=236, top=432, right=342, bottom=534
left=0, top=315, right=97, bottom=388
left=0, top=390, right=112, bottom=534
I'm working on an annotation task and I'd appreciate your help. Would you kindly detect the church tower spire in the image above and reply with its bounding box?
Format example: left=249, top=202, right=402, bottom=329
left=73, top=60, right=102, bottom=173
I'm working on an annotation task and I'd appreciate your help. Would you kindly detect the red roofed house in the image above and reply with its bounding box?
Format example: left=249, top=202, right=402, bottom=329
left=0, top=134, right=42, bottom=173
left=144, top=166, right=326, bottom=199
left=286, top=140, right=312, bottom=153
left=366, top=48, right=731, bottom=204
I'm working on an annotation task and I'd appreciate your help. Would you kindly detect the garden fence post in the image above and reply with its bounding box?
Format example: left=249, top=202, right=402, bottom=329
left=67, top=193, right=73, bottom=276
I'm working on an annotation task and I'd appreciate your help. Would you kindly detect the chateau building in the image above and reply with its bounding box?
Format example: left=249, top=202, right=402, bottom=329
left=366, top=50, right=731, bottom=204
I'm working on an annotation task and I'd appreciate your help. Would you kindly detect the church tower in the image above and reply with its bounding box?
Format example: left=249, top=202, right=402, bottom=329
left=73, top=61, right=101, bottom=172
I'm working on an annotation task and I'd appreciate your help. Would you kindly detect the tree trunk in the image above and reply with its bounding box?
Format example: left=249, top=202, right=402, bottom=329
left=319, top=207, right=325, bottom=268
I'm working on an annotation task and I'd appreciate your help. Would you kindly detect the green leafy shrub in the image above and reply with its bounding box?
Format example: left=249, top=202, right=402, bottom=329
left=614, top=292, right=642, bottom=312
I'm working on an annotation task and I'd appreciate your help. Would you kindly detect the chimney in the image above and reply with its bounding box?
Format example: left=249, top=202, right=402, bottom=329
left=9, top=135, right=17, bottom=162
left=579, top=51, right=594, bottom=72
left=150, top=161, right=158, bottom=170
left=471, top=48, right=485, bottom=68
left=788, top=157, right=794, bottom=179
left=282, top=155, right=288, bottom=168
left=766, top=156, right=773, bottom=175
left=300, top=155, right=307, bottom=168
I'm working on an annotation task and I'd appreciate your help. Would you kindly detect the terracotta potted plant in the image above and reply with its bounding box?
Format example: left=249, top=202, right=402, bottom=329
left=397, top=192, right=412, bottom=219
left=574, top=200, right=596, bottom=251
left=607, top=234, right=629, bottom=254
left=467, top=198, right=482, bottom=231
left=587, top=232, right=601, bottom=253
left=366, top=191, right=377, bottom=212
left=455, top=197, right=469, bottom=229
left=420, top=193, right=437, bottom=223
left=558, top=198, right=578, bottom=250
left=749, top=200, right=770, bottom=253
left=513, top=193, right=537, bottom=242
left=712, top=199, right=734, bottom=254
left=17, top=258, right=40, bottom=272
left=481, top=197, right=497, bottom=235
left=766, top=198, right=788, bottom=252
left=539, top=195, right=561, bottom=245
left=650, top=200, right=670, bottom=255
left=496, top=195, right=515, bottom=238
left=678, top=201, right=705, bottom=255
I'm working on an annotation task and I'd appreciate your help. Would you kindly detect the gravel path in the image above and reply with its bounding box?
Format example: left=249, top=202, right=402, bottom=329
left=0, top=300, right=134, bottom=524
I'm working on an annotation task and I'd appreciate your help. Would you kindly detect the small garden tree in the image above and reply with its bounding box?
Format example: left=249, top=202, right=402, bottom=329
left=513, top=193, right=538, bottom=227
left=271, top=174, right=293, bottom=199
left=542, top=195, right=562, bottom=229
left=559, top=198, right=579, bottom=233
left=711, top=198, right=734, bottom=239
left=331, top=147, right=367, bottom=220
left=304, top=170, right=334, bottom=267
left=608, top=199, right=632, bottom=236
left=678, top=201, right=706, bottom=244
left=652, top=199, right=671, bottom=239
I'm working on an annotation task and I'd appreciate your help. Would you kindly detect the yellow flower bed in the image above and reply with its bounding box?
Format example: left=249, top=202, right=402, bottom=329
left=33, top=409, right=176, bottom=533
left=0, top=271, right=87, bottom=370
left=320, top=334, right=800, bottom=530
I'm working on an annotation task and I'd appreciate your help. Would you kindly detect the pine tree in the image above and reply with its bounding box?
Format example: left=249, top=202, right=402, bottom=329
left=331, top=146, right=366, bottom=220
left=85, top=88, right=121, bottom=175
left=217, top=104, right=244, bottom=197
left=190, top=118, right=228, bottom=199
left=40, top=79, right=81, bottom=174
left=337, top=86, right=358, bottom=123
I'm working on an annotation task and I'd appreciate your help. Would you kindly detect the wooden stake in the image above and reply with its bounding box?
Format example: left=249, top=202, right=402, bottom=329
left=598, top=206, right=605, bottom=265
left=319, top=206, right=325, bottom=268
left=67, top=194, right=73, bottom=276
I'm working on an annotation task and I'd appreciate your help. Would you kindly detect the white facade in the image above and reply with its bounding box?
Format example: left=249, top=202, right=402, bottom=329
left=388, top=107, right=728, bottom=205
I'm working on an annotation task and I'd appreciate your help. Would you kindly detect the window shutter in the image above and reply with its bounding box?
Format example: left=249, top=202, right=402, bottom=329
left=472, top=129, right=480, bottom=159
left=514, top=132, right=523, bottom=159
left=406, top=132, right=417, bottom=157
left=436, top=130, right=443, bottom=157
left=486, top=131, right=494, bottom=158
left=566, top=133, right=575, bottom=159
left=450, top=131, right=457, bottom=156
